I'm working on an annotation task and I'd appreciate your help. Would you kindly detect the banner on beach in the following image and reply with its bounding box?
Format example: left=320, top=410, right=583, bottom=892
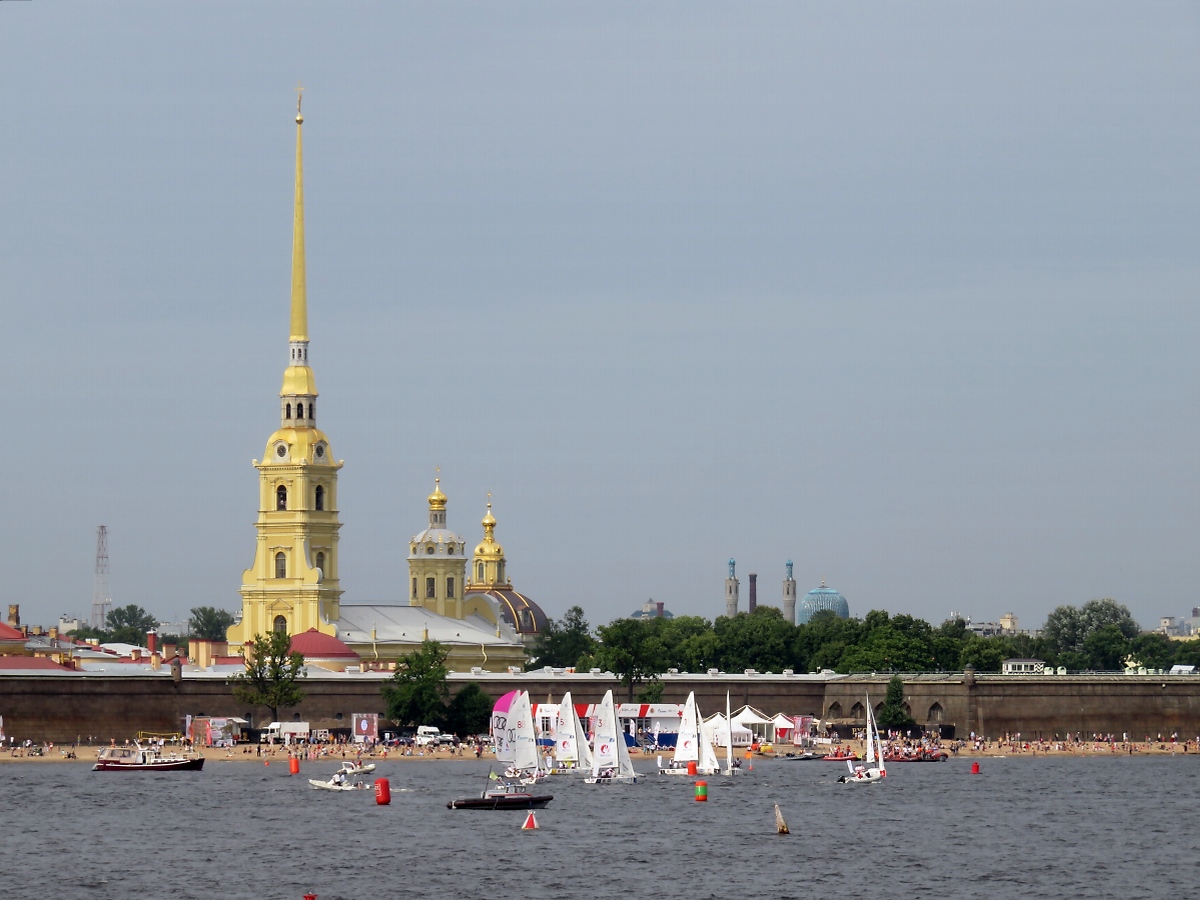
left=352, top=713, right=378, bottom=742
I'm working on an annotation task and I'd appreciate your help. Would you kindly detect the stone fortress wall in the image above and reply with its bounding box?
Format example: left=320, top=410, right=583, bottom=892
left=3, top=670, right=1199, bottom=743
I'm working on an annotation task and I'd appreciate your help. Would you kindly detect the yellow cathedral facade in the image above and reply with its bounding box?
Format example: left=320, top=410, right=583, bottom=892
left=226, top=100, right=540, bottom=672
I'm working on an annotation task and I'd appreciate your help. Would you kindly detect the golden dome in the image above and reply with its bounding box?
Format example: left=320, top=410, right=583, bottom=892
left=427, top=477, right=447, bottom=511
left=481, top=500, right=496, bottom=528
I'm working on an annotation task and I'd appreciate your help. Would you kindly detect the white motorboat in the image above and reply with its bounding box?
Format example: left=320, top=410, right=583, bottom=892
left=338, top=760, right=376, bottom=776
left=309, top=777, right=369, bottom=791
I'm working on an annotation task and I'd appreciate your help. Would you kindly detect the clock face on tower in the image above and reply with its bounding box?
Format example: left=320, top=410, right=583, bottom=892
left=275, top=443, right=288, bottom=459
left=314, top=444, right=325, bottom=459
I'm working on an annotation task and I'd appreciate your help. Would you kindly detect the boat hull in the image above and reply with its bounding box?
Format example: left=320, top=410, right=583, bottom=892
left=447, top=794, right=553, bottom=810
left=93, top=757, right=204, bottom=772
left=310, top=779, right=368, bottom=791
left=584, top=775, right=639, bottom=784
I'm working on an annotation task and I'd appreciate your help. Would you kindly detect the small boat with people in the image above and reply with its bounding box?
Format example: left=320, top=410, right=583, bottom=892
left=838, top=696, right=887, bottom=786
left=310, top=769, right=369, bottom=791
left=93, top=742, right=204, bottom=772
left=338, top=759, right=376, bottom=776
left=448, top=775, right=553, bottom=810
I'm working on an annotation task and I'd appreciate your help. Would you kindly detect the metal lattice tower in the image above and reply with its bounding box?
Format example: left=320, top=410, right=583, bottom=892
left=91, top=525, right=111, bottom=629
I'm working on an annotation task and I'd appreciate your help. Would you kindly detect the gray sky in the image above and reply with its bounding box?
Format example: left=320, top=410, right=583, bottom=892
left=2, top=3, right=1197, bottom=634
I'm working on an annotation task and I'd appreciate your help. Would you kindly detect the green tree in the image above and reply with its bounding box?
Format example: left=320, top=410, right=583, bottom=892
left=714, top=606, right=795, bottom=672
left=526, top=606, right=597, bottom=669
left=231, top=631, right=307, bottom=721
left=1128, top=632, right=1174, bottom=671
left=381, top=640, right=451, bottom=729
left=105, top=604, right=158, bottom=645
left=443, top=682, right=494, bottom=737
left=875, top=675, right=916, bottom=731
left=593, top=619, right=669, bottom=700
left=1044, top=598, right=1139, bottom=655
left=190, top=606, right=237, bottom=641
left=1082, top=624, right=1131, bottom=671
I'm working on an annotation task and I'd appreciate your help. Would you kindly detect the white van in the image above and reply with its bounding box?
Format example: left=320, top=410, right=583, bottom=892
left=415, top=725, right=442, bottom=746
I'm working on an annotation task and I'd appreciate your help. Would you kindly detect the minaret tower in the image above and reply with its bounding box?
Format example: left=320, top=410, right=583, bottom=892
left=782, top=559, right=797, bottom=624
left=228, top=92, right=344, bottom=648
left=724, top=558, right=740, bottom=618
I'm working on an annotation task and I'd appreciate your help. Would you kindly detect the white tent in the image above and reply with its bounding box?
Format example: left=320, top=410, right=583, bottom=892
left=706, top=713, right=754, bottom=748
left=731, top=705, right=772, bottom=740
left=768, top=713, right=795, bottom=742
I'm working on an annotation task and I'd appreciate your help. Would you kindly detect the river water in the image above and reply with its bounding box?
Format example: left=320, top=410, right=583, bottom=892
left=1, top=754, right=1196, bottom=899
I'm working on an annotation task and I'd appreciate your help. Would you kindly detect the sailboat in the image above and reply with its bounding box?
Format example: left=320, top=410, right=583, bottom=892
left=550, top=691, right=593, bottom=773
left=722, top=691, right=736, bottom=776
left=658, top=692, right=718, bottom=775
left=505, top=690, right=548, bottom=785
left=584, top=690, right=639, bottom=784
left=838, top=696, right=887, bottom=785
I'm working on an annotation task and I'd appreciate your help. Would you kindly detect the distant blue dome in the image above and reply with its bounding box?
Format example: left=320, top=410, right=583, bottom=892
left=797, top=584, right=850, bottom=624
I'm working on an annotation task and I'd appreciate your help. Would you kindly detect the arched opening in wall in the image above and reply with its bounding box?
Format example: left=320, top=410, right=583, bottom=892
left=274, top=552, right=286, bottom=579
left=497, top=562, right=505, bottom=582
left=273, top=615, right=287, bottom=633
left=827, top=702, right=842, bottom=719
left=286, top=403, right=292, bottom=419
left=315, top=551, right=325, bottom=573
left=446, top=545, right=453, bottom=555
left=446, top=577, right=455, bottom=599
left=928, top=702, right=944, bottom=723
left=276, top=486, right=287, bottom=510
left=297, top=403, right=305, bottom=419
left=901, top=702, right=912, bottom=718
left=315, top=485, right=324, bottom=510
left=292, top=711, right=301, bottom=721
left=477, top=562, right=484, bottom=582
left=425, top=577, right=435, bottom=599
left=850, top=702, right=865, bottom=722
left=519, top=609, right=533, bottom=631
left=874, top=703, right=884, bottom=719
left=411, top=577, right=417, bottom=599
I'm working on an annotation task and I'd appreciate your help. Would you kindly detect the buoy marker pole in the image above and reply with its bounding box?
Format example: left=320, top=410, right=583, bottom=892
left=521, top=811, right=539, bottom=830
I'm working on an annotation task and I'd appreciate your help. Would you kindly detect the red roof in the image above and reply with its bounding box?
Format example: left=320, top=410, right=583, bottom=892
left=290, top=628, right=359, bottom=659
left=0, top=656, right=72, bottom=671
left=0, top=622, right=25, bottom=642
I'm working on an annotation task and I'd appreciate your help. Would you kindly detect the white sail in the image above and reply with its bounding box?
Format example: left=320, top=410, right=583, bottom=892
left=510, top=690, right=540, bottom=772
left=553, top=691, right=579, bottom=764
left=724, top=691, right=735, bottom=776
left=698, top=713, right=720, bottom=773
left=671, top=693, right=700, bottom=765
left=617, top=711, right=637, bottom=778
left=864, top=698, right=877, bottom=767
left=591, top=689, right=620, bottom=776
left=573, top=701, right=594, bottom=770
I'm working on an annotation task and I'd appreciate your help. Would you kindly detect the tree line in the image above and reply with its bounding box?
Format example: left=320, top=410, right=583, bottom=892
left=69, top=605, right=237, bottom=650
left=529, top=599, right=1200, bottom=699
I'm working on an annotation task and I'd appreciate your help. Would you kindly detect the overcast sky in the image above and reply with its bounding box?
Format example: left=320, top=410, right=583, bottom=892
left=1, top=3, right=1197, bottom=634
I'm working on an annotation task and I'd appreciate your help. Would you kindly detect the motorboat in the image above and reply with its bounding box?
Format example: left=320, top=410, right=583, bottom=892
left=310, top=776, right=369, bottom=791
left=447, top=781, right=553, bottom=810
left=338, top=760, right=376, bottom=776
left=93, top=742, right=204, bottom=772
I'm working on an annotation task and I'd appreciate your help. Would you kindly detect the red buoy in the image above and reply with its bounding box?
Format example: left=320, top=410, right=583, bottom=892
left=374, top=777, right=391, bottom=805
left=521, top=811, right=539, bottom=830
left=970, top=761, right=980, bottom=774
left=694, top=780, right=708, bottom=801
left=687, top=760, right=697, bottom=776
left=289, top=757, right=300, bottom=775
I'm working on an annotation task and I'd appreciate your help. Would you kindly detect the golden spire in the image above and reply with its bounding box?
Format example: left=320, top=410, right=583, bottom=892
left=428, top=471, right=447, bottom=510
left=290, top=84, right=308, bottom=343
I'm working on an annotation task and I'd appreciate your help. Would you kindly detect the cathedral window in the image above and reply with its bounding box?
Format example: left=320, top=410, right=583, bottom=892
left=315, top=551, right=325, bottom=572
left=426, top=546, right=435, bottom=555
left=273, top=615, right=287, bottom=633
left=297, top=403, right=305, bottom=419
left=497, top=562, right=505, bottom=582
left=477, top=562, right=484, bottom=582
left=315, top=485, right=324, bottom=510
left=412, top=577, right=417, bottom=599
left=425, top=577, right=435, bottom=599
left=286, top=403, right=292, bottom=419
left=446, top=545, right=453, bottom=555
left=446, top=577, right=455, bottom=598
left=519, top=609, right=533, bottom=630
left=274, top=552, right=286, bottom=579
left=276, top=486, right=288, bottom=510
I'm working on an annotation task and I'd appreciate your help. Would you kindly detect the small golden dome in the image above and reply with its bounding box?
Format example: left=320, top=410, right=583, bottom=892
left=481, top=500, right=496, bottom=528
left=427, top=477, right=447, bottom=510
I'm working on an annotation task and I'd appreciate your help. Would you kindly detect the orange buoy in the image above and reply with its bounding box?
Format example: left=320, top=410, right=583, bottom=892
left=374, top=777, right=391, bottom=805
left=971, top=761, right=980, bottom=774
left=264, top=760, right=269, bottom=766
left=695, top=780, right=708, bottom=801
left=687, top=760, right=697, bottom=776
left=289, top=757, right=300, bottom=775
left=521, top=811, right=539, bottom=830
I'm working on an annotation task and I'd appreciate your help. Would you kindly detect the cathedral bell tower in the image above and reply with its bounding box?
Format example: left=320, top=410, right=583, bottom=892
left=228, top=94, right=344, bottom=648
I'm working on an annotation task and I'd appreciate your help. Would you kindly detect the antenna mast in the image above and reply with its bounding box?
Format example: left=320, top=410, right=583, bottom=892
left=91, top=525, right=111, bottom=629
